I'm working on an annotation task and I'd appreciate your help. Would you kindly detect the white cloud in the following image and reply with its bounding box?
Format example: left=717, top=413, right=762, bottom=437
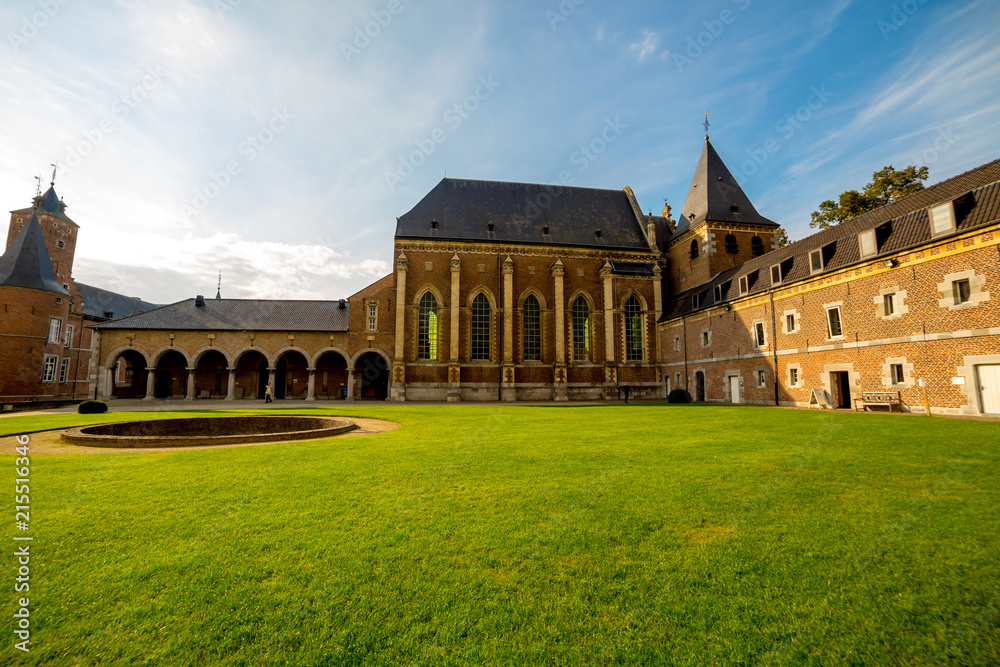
left=629, top=30, right=660, bottom=63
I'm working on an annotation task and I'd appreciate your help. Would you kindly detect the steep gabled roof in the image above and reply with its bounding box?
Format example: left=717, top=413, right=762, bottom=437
left=0, top=213, right=68, bottom=295
left=662, top=157, right=1000, bottom=321
left=677, top=140, right=778, bottom=232
left=395, top=178, right=652, bottom=251
left=91, top=298, right=351, bottom=331
left=10, top=186, right=77, bottom=226
left=76, top=282, right=159, bottom=321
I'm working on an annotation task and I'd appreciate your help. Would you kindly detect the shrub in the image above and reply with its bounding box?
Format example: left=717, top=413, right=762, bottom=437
left=78, top=400, right=108, bottom=414
left=667, top=389, right=691, bottom=404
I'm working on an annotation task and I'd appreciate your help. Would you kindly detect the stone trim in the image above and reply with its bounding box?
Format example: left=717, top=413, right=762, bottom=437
left=786, top=362, right=802, bottom=388
left=955, top=354, right=1000, bottom=415
left=781, top=308, right=800, bottom=335
left=937, top=269, right=990, bottom=310
left=880, top=356, right=914, bottom=389
left=874, top=286, right=909, bottom=320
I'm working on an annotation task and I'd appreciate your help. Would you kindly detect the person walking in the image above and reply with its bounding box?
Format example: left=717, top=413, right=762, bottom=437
left=622, top=383, right=631, bottom=404
left=264, top=382, right=274, bottom=404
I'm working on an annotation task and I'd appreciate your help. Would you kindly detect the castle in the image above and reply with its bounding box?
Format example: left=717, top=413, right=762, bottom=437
left=4, top=140, right=999, bottom=415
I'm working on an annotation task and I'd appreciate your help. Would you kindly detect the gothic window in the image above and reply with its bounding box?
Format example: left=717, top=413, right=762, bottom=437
left=625, top=296, right=643, bottom=362
left=689, top=239, right=699, bottom=259
left=725, top=233, right=738, bottom=254
left=417, top=292, right=438, bottom=360
left=522, top=295, right=541, bottom=361
left=471, top=293, right=491, bottom=361
left=572, top=297, right=591, bottom=362
left=751, top=236, right=764, bottom=256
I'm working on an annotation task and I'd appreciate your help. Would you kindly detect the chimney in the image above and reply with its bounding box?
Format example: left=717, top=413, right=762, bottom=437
left=195, top=295, right=205, bottom=307
left=338, top=299, right=346, bottom=309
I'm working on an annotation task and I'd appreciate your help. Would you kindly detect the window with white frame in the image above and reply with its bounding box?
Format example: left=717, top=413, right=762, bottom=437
left=59, top=358, right=70, bottom=383
left=692, top=292, right=701, bottom=309
left=858, top=230, right=877, bottom=258
left=41, top=355, right=57, bottom=383
left=367, top=304, right=378, bottom=331
left=48, top=318, right=62, bottom=343
left=889, top=363, right=904, bottom=385
left=714, top=285, right=722, bottom=302
left=673, top=336, right=680, bottom=352
left=786, top=313, right=796, bottom=333
left=883, top=293, right=895, bottom=317
left=875, top=286, right=908, bottom=319
left=701, top=330, right=711, bottom=348
left=64, top=324, right=74, bottom=348
left=953, top=279, right=972, bottom=305
left=753, top=321, right=766, bottom=347
left=770, top=264, right=782, bottom=286
left=809, top=249, right=823, bottom=273
left=929, top=202, right=956, bottom=237
left=937, top=270, right=990, bottom=310
left=739, top=275, right=749, bottom=295
left=756, top=369, right=767, bottom=388
left=788, top=366, right=800, bottom=387
left=826, top=306, right=843, bottom=338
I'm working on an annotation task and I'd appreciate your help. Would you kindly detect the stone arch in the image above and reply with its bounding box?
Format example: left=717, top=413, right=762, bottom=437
left=353, top=349, right=392, bottom=400
left=273, top=348, right=310, bottom=399
left=309, top=346, right=351, bottom=368
left=621, top=292, right=648, bottom=363
left=412, top=283, right=446, bottom=307
left=518, top=290, right=545, bottom=363
left=192, top=349, right=230, bottom=399
left=567, top=290, right=596, bottom=363
left=232, top=349, right=270, bottom=400
left=149, top=346, right=191, bottom=368
left=314, top=349, right=350, bottom=400
left=191, top=346, right=232, bottom=368
left=466, top=285, right=497, bottom=310
left=153, top=349, right=189, bottom=399
left=619, top=290, right=648, bottom=311
left=466, top=287, right=496, bottom=363
left=233, top=347, right=274, bottom=368
left=414, top=287, right=443, bottom=361
left=105, top=348, right=149, bottom=399
left=517, top=287, right=547, bottom=310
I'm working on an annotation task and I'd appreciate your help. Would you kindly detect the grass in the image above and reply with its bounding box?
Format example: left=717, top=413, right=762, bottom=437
left=3, top=404, right=999, bottom=665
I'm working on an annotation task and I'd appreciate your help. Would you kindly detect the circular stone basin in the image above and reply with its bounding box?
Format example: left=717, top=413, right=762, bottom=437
left=61, top=416, right=356, bottom=448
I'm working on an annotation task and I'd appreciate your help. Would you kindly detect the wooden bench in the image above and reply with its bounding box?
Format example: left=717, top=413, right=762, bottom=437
left=855, top=391, right=902, bottom=412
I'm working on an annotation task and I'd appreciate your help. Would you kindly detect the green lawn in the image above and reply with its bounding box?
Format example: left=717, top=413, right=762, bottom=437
left=3, top=405, right=999, bottom=665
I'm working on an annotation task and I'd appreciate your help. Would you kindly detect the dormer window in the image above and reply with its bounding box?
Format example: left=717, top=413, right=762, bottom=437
left=692, top=292, right=701, bottom=309
left=542, top=225, right=550, bottom=237
left=594, top=229, right=602, bottom=239
left=430, top=220, right=438, bottom=229
left=739, top=275, right=749, bottom=295
left=486, top=223, right=496, bottom=239
left=714, top=285, right=722, bottom=302
left=930, top=202, right=956, bottom=237
left=770, top=264, right=783, bottom=285
left=809, top=249, right=824, bottom=274
left=858, top=229, right=877, bottom=258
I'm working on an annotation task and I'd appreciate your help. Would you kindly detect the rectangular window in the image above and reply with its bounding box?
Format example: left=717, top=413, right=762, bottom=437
left=757, top=369, right=766, bottom=387
left=770, top=264, right=782, bottom=285
left=522, top=297, right=541, bottom=361
left=701, top=331, right=710, bottom=347
left=48, top=318, right=62, bottom=343
left=789, top=367, right=799, bottom=386
left=754, top=321, right=766, bottom=347
left=692, top=293, right=700, bottom=309
left=41, top=355, right=57, bottom=383
left=890, top=363, right=904, bottom=385
left=883, top=293, right=895, bottom=317
left=827, top=307, right=843, bottom=338
left=471, top=295, right=491, bottom=361
left=367, top=304, right=377, bottom=331
left=809, top=249, right=823, bottom=273
left=572, top=299, right=591, bottom=362
left=739, top=275, right=748, bottom=295
left=64, top=324, right=74, bottom=348
left=930, top=202, right=956, bottom=236
left=953, top=279, right=971, bottom=305
left=714, top=285, right=722, bottom=302
left=673, top=336, right=680, bottom=352
left=786, top=313, right=796, bottom=332
left=59, top=358, right=70, bottom=383
left=858, top=230, right=877, bottom=258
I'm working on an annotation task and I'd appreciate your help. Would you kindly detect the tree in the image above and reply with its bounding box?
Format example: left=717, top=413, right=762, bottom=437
left=775, top=227, right=790, bottom=248
left=809, top=165, right=929, bottom=229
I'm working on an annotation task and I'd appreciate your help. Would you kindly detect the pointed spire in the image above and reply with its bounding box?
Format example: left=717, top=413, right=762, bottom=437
left=0, top=213, right=68, bottom=294
left=678, top=139, right=778, bottom=231
left=704, top=111, right=710, bottom=141
left=215, top=271, right=222, bottom=299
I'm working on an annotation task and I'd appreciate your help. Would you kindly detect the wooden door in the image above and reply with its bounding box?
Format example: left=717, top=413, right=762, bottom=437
left=978, top=365, right=1000, bottom=414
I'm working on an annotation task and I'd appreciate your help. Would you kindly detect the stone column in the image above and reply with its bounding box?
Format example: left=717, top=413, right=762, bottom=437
left=552, top=259, right=568, bottom=401
left=501, top=255, right=516, bottom=402
left=306, top=368, right=316, bottom=401
left=225, top=367, right=236, bottom=400
left=601, top=261, right=617, bottom=399
left=448, top=253, right=462, bottom=402
left=185, top=368, right=196, bottom=401
left=347, top=370, right=356, bottom=402
left=391, top=252, right=408, bottom=402
left=143, top=367, right=155, bottom=401
left=268, top=368, right=276, bottom=399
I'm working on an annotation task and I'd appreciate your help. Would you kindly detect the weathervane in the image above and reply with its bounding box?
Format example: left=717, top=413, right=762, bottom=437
left=216, top=271, right=222, bottom=299
left=33, top=174, right=42, bottom=199
left=704, top=111, right=710, bottom=140
left=50, top=161, right=59, bottom=186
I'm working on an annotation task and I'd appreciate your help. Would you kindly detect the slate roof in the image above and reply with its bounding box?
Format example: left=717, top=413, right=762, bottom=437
left=0, top=213, right=68, bottom=295
left=677, top=140, right=779, bottom=234
left=663, top=157, right=1000, bottom=321
left=395, top=178, right=653, bottom=251
left=10, top=186, right=77, bottom=226
left=91, top=298, right=351, bottom=331
left=76, top=282, right=159, bottom=321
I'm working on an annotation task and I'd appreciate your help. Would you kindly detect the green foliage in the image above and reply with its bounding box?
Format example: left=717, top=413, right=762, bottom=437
left=76, top=400, right=108, bottom=414
left=667, top=388, right=692, bottom=403
left=775, top=227, right=790, bottom=248
left=4, top=405, right=1000, bottom=665
left=810, top=164, right=929, bottom=229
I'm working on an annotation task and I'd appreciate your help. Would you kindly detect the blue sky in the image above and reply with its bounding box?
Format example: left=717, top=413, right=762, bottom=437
left=1, top=0, right=998, bottom=303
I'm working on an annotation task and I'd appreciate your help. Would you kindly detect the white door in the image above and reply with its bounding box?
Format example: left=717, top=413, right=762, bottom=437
left=978, top=365, right=1000, bottom=414
left=729, top=375, right=741, bottom=404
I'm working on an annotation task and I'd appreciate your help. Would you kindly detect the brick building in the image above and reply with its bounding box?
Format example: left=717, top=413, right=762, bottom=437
left=0, top=184, right=155, bottom=409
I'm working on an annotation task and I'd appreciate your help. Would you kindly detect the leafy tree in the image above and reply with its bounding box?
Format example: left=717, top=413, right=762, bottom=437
left=775, top=227, right=790, bottom=248
left=810, top=165, right=929, bottom=229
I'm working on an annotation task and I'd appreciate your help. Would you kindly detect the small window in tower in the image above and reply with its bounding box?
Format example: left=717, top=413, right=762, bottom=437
left=751, top=236, right=764, bottom=256
left=689, top=239, right=699, bottom=259
left=57, top=240, right=65, bottom=248
left=725, top=234, right=738, bottom=254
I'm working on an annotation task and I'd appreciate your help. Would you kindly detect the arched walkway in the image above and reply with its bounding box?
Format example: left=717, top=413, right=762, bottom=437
left=275, top=350, right=309, bottom=399
left=315, top=351, right=349, bottom=400
left=154, top=350, right=188, bottom=399
left=110, top=350, right=148, bottom=399
left=355, top=351, right=390, bottom=400
left=193, top=350, right=229, bottom=399
left=234, top=351, right=269, bottom=400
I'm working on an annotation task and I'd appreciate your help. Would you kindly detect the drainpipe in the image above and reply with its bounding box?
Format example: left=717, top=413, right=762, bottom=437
left=682, top=314, right=688, bottom=392
left=497, top=243, right=502, bottom=401
left=769, top=289, right=779, bottom=406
